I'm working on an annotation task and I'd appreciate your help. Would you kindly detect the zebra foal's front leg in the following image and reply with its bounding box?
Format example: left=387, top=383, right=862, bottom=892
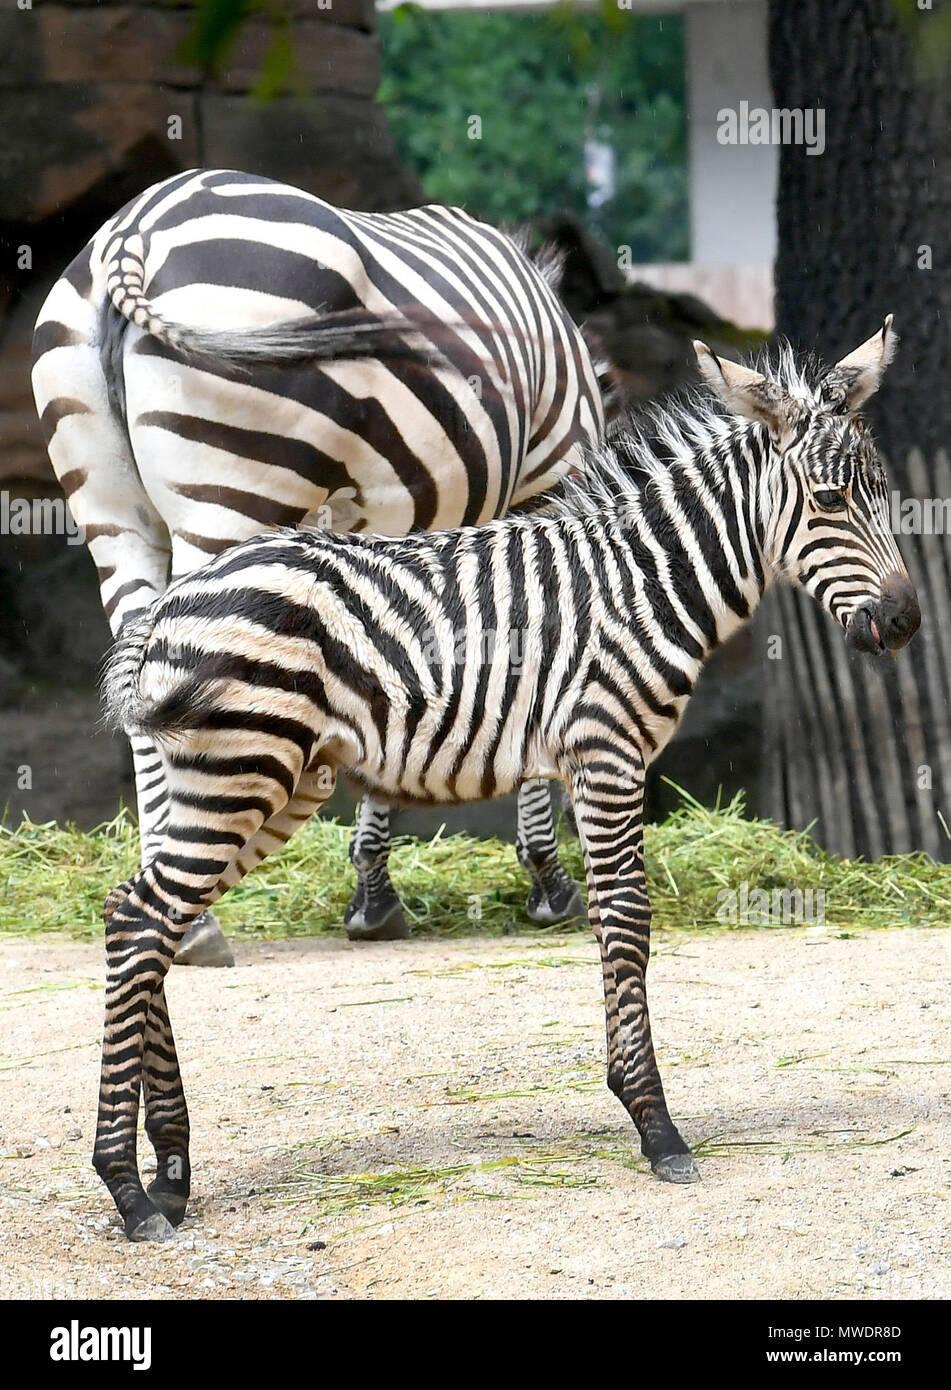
left=569, top=756, right=699, bottom=1183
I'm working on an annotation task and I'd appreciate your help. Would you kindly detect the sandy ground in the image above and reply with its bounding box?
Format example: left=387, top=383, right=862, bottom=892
left=0, top=928, right=948, bottom=1301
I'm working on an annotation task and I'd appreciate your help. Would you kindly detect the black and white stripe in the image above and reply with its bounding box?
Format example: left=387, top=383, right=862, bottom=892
left=31, top=167, right=604, bottom=945
left=92, top=324, right=919, bottom=1239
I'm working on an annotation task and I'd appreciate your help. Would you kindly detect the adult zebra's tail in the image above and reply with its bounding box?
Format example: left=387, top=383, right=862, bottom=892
left=104, top=232, right=435, bottom=369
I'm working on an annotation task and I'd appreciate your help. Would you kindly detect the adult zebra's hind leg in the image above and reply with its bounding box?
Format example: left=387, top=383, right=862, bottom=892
left=516, top=780, right=585, bottom=925
left=344, top=797, right=409, bottom=942
left=568, top=754, right=699, bottom=1183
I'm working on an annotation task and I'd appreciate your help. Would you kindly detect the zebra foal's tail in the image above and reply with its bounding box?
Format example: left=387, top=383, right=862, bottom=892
left=100, top=613, right=219, bottom=741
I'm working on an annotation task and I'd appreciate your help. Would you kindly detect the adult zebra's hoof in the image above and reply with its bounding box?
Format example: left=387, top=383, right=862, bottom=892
left=345, top=897, right=410, bottom=942
left=126, top=1210, right=177, bottom=1243
left=174, top=911, right=235, bottom=968
left=526, top=873, right=586, bottom=926
left=652, top=1153, right=701, bottom=1184
left=147, top=1182, right=188, bottom=1227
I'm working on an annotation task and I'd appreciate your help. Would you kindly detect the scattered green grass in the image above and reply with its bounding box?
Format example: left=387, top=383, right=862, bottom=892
left=237, top=1120, right=919, bottom=1226
left=691, top=1125, right=916, bottom=1158
left=231, top=1137, right=603, bottom=1221
left=1, top=786, right=949, bottom=942
left=645, top=784, right=951, bottom=932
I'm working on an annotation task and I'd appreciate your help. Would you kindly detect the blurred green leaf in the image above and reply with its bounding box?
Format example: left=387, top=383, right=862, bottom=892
left=179, top=0, right=261, bottom=72
left=889, top=0, right=951, bottom=80
left=251, top=19, right=302, bottom=102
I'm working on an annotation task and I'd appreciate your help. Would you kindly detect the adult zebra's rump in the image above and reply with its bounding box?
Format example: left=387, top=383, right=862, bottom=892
left=32, top=168, right=605, bottom=958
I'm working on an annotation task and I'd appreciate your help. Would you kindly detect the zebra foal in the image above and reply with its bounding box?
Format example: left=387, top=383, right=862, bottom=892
left=96, top=322, right=918, bottom=1240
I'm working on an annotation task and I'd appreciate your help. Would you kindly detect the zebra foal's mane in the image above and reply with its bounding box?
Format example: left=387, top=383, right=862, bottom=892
left=550, top=341, right=841, bottom=520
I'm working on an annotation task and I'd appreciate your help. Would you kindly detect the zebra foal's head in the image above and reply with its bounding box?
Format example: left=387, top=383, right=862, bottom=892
left=695, top=318, right=920, bottom=656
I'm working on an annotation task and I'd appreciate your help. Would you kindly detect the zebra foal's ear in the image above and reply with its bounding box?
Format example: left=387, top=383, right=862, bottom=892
left=822, top=315, right=898, bottom=414
left=693, top=341, right=792, bottom=441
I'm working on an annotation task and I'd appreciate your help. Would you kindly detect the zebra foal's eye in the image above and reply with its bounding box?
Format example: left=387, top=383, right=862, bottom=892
left=813, top=489, right=848, bottom=512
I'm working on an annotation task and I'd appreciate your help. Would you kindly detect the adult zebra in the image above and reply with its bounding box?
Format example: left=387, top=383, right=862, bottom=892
left=94, top=323, right=920, bottom=1239
left=32, top=168, right=604, bottom=962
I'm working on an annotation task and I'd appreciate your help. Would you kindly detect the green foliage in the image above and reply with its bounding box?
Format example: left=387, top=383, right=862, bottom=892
left=178, top=0, right=262, bottom=71
left=378, top=4, right=688, bottom=261
left=890, top=0, right=951, bottom=80
left=2, top=790, right=949, bottom=943
left=180, top=0, right=304, bottom=101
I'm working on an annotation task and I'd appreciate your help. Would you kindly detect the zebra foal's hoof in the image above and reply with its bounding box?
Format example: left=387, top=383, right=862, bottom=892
left=174, top=911, right=235, bottom=967
left=126, top=1210, right=177, bottom=1243
left=652, top=1153, right=701, bottom=1184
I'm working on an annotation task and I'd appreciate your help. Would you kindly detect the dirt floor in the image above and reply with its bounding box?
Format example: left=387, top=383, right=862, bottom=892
left=0, top=928, right=948, bottom=1301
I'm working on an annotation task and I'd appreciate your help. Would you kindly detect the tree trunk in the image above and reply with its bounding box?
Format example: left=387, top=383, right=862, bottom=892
left=764, top=0, right=951, bottom=859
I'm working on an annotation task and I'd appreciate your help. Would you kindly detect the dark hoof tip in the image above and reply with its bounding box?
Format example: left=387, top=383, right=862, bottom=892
left=174, top=913, right=235, bottom=968
left=527, top=884, right=586, bottom=926
left=147, top=1183, right=188, bottom=1227
left=127, top=1211, right=177, bottom=1243
left=345, top=905, right=410, bottom=942
left=652, top=1153, right=701, bottom=1184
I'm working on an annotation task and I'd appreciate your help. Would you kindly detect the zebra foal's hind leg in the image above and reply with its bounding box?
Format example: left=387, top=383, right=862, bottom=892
left=128, top=733, right=235, bottom=970
left=103, top=874, right=191, bottom=1228
left=96, top=764, right=338, bottom=1239
left=94, top=863, right=215, bottom=1241
left=516, top=780, right=585, bottom=925
left=142, top=982, right=190, bottom=1226
left=344, top=797, right=409, bottom=942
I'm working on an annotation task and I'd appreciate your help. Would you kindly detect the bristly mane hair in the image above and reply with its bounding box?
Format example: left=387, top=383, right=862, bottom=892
left=549, top=341, right=837, bottom=520
left=753, top=341, right=833, bottom=405
left=503, top=224, right=567, bottom=293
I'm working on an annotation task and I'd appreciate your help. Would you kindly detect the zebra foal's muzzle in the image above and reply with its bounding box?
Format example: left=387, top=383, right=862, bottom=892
left=847, top=572, right=921, bottom=655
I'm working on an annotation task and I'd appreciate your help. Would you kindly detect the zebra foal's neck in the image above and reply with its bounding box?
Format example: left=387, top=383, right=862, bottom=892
left=563, top=405, right=773, bottom=662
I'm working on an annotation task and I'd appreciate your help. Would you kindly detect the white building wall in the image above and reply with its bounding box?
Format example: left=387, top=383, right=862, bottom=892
left=686, top=0, right=776, bottom=265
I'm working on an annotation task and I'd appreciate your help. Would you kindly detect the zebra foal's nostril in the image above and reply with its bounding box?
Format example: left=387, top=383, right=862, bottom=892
left=881, top=571, right=916, bottom=613
left=879, top=572, right=921, bottom=648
